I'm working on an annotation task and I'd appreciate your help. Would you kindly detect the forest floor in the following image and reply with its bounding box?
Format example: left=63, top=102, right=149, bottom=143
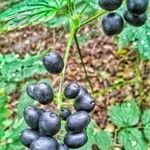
left=1, top=24, right=150, bottom=149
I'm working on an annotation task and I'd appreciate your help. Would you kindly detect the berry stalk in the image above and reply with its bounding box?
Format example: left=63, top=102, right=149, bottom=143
left=57, top=29, right=75, bottom=110
left=79, top=10, right=106, bottom=30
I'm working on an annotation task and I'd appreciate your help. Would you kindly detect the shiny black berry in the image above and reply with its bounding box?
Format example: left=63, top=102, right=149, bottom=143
left=60, top=108, right=71, bottom=120
left=64, top=82, right=80, bottom=99
left=64, top=131, right=88, bottom=149
left=76, top=86, right=89, bottom=99
left=124, top=10, right=147, bottom=27
left=99, top=0, right=123, bottom=11
left=30, top=136, right=58, bottom=150
left=102, top=12, right=124, bottom=36
left=34, top=82, right=54, bottom=105
left=57, top=143, right=69, bottom=150
left=43, top=51, right=64, bottom=74
left=66, top=111, right=90, bottom=133
left=39, top=111, right=61, bottom=136
left=24, top=106, right=42, bottom=130
left=74, top=94, right=95, bottom=112
left=26, top=83, right=36, bottom=99
left=127, top=0, right=149, bottom=15
left=20, top=128, right=40, bottom=148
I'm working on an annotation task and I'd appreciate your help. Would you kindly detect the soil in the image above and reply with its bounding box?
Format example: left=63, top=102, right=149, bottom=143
left=1, top=23, right=150, bottom=149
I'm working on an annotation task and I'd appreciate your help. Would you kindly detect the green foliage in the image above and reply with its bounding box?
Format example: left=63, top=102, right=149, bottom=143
left=118, top=128, right=148, bottom=150
left=108, top=100, right=140, bottom=127
left=0, top=0, right=68, bottom=31
left=0, top=119, right=26, bottom=150
left=141, top=110, right=150, bottom=141
left=108, top=100, right=150, bottom=150
left=118, top=13, right=150, bottom=60
left=0, top=0, right=20, bottom=11
left=0, top=89, right=25, bottom=150
left=0, top=52, right=46, bottom=94
left=76, top=121, right=113, bottom=150
left=0, top=89, right=10, bottom=139
left=0, top=53, right=45, bottom=82
left=0, top=0, right=99, bottom=30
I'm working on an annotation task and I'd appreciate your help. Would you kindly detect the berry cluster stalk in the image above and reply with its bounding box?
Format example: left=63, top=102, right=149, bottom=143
left=57, top=29, right=75, bottom=110
left=79, top=10, right=106, bottom=29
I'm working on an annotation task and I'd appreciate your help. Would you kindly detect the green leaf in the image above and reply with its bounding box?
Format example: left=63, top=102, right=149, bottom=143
left=95, top=131, right=113, bottom=150
left=88, top=0, right=99, bottom=9
left=2, top=118, right=26, bottom=150
left=0, top=0, right=66, bottom=31
left=118, top=128, right=148, bottom=150
left=0, top=89, right=10, bottom=124
left=0, top=89, right=11, bottom=140
left=0, top=82, right=17, bottom=94
left=75, top=121, right=113, bottom=150
left=0, top=53, right=46, bottom=82
left=118, top=14, right=150, bottom=60
left=141, top=110, right=150, bottom=141
left=108, top=100, right=140, bottom=127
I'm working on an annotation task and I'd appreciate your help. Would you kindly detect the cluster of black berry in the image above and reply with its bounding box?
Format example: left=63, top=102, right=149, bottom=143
left=20, top=51, right=95, bottom=150
left=99, top=0, right=149, bottom=36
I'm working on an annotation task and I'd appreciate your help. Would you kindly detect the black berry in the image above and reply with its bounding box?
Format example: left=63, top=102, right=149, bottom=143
left=124, top=10, right=147, bottom=27
left=34, top=82, right=54, bottom=105
left=57, top=143, right=69, bottom=150
left=20, top=128, right=40, bottom=148
left=76, top=86, right=89, bottom=99
left=64, top=82, right=80, bottom=99
left=127, top=0, right=149, bottom=15
left=60, top=108, right=71, bottom=120
left=39, top=111, right=61, bottom=136
left=30, top=136, right=58, bottom=150
left=66, top=111, right=90, bottom=133
left=74, top=94, right=95, bottom=112
left=64, top=131, right=88, bottom=149
left=26, top=83, right=36, bottom=99
left=43, top=51, right=64, bottom=74
left=24, top=106, right=42, bottom=130
left=102, top=12, right=124, bottom=36
left=98, top=0, right=123, bottom=11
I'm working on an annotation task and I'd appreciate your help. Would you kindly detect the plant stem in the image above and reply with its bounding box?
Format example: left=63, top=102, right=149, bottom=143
left=57, top=29, right=75, bottom=110
left=79, top=10, right=106, bottom=29
left=74, top=34, right=94, bottom=93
